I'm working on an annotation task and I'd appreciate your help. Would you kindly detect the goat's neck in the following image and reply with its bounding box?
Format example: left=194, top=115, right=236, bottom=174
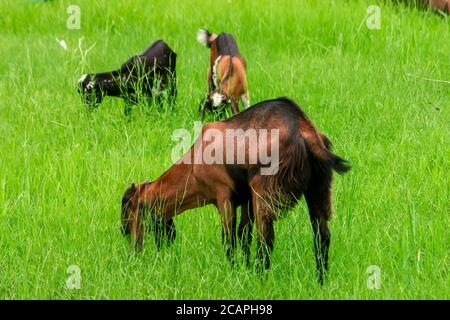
left=96, top=71, right=121, bottom=96
left=144, top=164, right=204, bottom=221
left=210, top=42, right=219, bottom=67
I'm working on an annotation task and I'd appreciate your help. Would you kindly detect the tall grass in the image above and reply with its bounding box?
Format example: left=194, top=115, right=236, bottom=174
left=0, top=0, right=448, bottom=299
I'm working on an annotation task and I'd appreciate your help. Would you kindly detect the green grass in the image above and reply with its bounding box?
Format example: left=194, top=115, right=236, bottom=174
left=0, top=0, right=448, bottom=299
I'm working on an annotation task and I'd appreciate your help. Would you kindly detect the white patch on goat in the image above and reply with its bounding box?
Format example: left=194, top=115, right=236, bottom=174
left=212, top=92, right=224, bottom=107
left=212, top=55, right=222, bottom=89
left=196, top=29, right=209, bottom=46
left=86, top=81, right=94, bottom=90
left=78, top=74, right=88, bottom=84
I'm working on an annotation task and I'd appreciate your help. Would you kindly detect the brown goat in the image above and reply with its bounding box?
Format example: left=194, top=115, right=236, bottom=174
left=406, top=0, right=449, bottom=13
left=121, top=97, right=350, bottom=283
left=427, top=0, right=449, bottom=12
left=196, top=29, right=250, bottom=120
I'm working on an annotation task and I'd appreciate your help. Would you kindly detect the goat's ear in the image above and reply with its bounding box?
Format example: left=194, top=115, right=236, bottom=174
left=78, top=74, right=89, bottom=86
left=131, top=183, right=136, bottom=192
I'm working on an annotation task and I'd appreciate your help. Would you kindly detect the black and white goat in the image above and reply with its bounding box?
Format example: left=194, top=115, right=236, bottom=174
left=78, top=40, right=177, bottom=115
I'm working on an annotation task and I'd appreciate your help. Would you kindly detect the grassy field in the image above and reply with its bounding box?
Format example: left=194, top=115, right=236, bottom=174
left=0, top=0, right=448, bottom=299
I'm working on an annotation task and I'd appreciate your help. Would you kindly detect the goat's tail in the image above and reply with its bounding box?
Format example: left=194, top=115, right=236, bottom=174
left=299, top=118, right=350, bottom=174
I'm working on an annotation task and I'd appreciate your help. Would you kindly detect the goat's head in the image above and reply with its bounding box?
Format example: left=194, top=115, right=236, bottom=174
left=77, top=73, right=108, bottom=106
left=121, top=182, right=137, bottom=235
left=120, top=180, right=176, bottom=248
left=196, top=28, right=218, bottom=48
left=210, top=89, right=231, bottom=109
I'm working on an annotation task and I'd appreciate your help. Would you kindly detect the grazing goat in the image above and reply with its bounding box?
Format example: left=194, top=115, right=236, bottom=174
left=78, top=40, right=176, bottom=115
left=425, top=0, right=449, bottom=13
left=196, top=29, right=250, bottom=121
left=405, top=0, right=449, bottom=13
left=121, top=97, right=350, bottom=283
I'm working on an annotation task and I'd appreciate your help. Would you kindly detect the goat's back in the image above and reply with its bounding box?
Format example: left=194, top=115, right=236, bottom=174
left=216, top=33, right=240, bottom=56
left=140, top=40, right=176, bottom=68
left=120, top=40, right=176, bottom=75
left=222, top=97, right=349, bottom=210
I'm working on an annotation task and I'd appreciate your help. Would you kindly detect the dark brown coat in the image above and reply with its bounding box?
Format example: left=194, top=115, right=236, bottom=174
left=121, top=97, right=350, bottom=282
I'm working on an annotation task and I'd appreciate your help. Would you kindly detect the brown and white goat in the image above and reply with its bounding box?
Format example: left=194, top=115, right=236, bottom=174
left=196, top=29, right=250, bottom=120
left=121, top=97, right=350, bottom=283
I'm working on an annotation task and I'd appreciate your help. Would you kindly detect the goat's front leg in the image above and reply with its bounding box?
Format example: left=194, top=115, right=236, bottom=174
left=166, top=218, right=176, bottom=246
left=152, top=214, right=177, bottom=250
left=199, top=96, right=211, bottom=122
left=199, top=68, right=214, bottom=121
left=123, top=100, right=132, bottom=117
left=217, top=197, right=237, bottom=263
left=167, top=81, right=177, bottom=109
left=129, top=208, right=144, bottom=253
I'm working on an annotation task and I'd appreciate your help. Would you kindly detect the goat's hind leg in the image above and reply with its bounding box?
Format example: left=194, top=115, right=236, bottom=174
left=230, top=97, right=240, bottom=115
left=305, top=169, right=333, bottom=285
left=250, top=178, right=275, bottom=273
left=241, top=91, right=250, bottom=109
left=255, top=211, right=274, bottom=273
left=217, top=197, right=237, bottom=264
left=238, top=200, right=254, bottom=267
